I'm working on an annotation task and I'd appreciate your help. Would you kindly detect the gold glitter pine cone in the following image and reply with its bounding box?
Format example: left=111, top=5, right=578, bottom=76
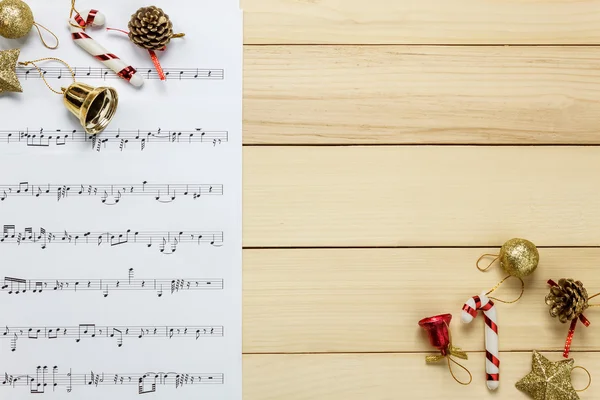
left=128, top=6, right=176, bottom=51
left=545, top=278, right=589, bottom=323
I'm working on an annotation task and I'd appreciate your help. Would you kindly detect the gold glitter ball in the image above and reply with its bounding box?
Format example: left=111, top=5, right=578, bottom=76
left=0, top=0, right=34, bottom=39
left=0, top=48, right=22, bottom=93
left=499, top=238, right=539, bottom=278
left=516, top=350, right=580, bottom=400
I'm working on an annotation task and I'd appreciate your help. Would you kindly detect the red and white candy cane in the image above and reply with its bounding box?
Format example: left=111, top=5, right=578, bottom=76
left=461, top=291, right=499, bottom=390
left=69, top=9, right=144, bottom=87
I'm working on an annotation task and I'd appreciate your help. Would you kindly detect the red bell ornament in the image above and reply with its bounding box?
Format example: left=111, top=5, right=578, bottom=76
left=419, top=314, right=453, bottom=355
left=418, top=313, right=472, bottom=385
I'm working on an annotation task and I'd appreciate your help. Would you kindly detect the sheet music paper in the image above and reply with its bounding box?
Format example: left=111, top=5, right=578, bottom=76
left=0, top=1, right=243, bottom=399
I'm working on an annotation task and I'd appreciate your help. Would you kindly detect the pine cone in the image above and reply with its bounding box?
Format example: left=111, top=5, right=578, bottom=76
left=545, top=279, right=589, bottom=323
left=128, top=6, right=174, bottom=51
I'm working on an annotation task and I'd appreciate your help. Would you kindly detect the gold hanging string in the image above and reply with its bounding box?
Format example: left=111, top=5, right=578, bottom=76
left=17, top=58, right=76, bottom=95
left=32, top=22, right=59, bottom=49
left=475, top=251, right=524, bottom=303
left=425, top=322, right=472, bottom=385
left=572, top=365, right=592, bottom=392
left=476, top=253, right=500, bottom=272
left=68, top=0, right=84, bottom=29
left=585, top=291, right=600, bottom=308
left=447, top=357, right=472, bottom=386
left=485, top=274, right=525, bottom=304
left=589, top=292, right=600, bottom=301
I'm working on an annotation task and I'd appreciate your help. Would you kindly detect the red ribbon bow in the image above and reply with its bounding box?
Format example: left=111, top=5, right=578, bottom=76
left=547, top=279, right=591, bottom=358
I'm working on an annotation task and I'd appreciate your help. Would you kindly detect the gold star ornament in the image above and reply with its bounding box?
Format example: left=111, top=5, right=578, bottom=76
left=515, top=351, right=580, bottom=400
left=0, top=48, right=22, bottom=93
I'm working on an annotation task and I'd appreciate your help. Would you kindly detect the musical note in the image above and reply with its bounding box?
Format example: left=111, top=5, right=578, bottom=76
left=1, top=324, right=223, bottom=351
left=0, top=226, right=224, bottom=252
left=3, top=7, right=243, bottom=398
left=2, top=277, right=25, bottom=294
left=1, top=366, right=223, bottom=394
left=0, top=128, right=228, bottom=151
left=16, top=66, right=224, bottom=81
left=0, top=182, right=223, bottom=204
left=1, top=269, right=223, bottom=298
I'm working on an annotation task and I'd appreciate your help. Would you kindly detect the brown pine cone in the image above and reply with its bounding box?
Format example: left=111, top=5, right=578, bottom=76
left=128, top=6, right=175, bottom=51
left=545, top=279, right=589, bottom=323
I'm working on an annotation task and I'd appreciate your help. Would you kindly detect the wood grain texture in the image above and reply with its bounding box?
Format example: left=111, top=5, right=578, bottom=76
left=242, top=0, right=600, bottom=45
left=244, top=146, right=600, bottom=247
left=244, top=46, right=600, bottom=144
left=244, top=353, right=596, bottom=400
left=239, top=4, right=600, bottom=394
left=244, top=248, right=600, bottom=353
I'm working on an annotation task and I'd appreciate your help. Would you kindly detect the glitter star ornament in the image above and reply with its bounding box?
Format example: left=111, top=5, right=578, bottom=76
left=515, top=350, right=579, bottom=400
left=0, top=48, right=22, bottom=93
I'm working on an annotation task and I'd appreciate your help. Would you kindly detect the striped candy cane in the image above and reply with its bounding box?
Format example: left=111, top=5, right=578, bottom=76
left=69, top=9, right=144, bottom=87
left=461, top=291, right=499, bottom=390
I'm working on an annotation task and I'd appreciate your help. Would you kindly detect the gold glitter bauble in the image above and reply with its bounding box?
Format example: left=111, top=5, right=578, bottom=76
left=515, top=350, right=580, bottom=400
left=0, top=48, right=22, bottom=93
left=0, top=0, right=34, bottom=39
left=499, top=238, right=539, bottom=278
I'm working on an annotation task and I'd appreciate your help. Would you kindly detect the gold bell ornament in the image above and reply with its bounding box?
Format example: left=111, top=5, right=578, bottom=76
left=16, top=56, right=118, bottom=135
left=0, top=0, right=59, bottom=49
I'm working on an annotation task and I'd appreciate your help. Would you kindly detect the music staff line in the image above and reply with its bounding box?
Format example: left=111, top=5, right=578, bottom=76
left=2, top=324, right=224, bottom=352
left=2, top=268, right=223, bottom=297
left=0, top=128, right=228, bottom=151
left=16, top=66, right=225, bottom=81
left=2, top=366, right=223, bottom=394
left=1, top=226, right=224, bottom=253
left=0, top=182, right=224, bottom=205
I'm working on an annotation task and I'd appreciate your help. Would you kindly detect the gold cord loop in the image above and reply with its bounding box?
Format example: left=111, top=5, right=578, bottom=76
left=68, top=0, right=84, bottom=29
left=425, top=322, right=472, bottom=385
left=476, top=253, right=500, bottom=272
left=447, top=356, right=473, bottom=386
left=572, top=365, right=592, bottom=392
left=17, top=58, right=76, bottom=95
left=32, top=23, right=59, bottom=49
left=486, top=275, right=525, bottom=304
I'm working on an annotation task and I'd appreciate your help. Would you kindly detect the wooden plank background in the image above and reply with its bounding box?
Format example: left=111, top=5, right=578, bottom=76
left=244, top=46, right=600, bottom=144
left=242, top=0, right=600, bottom=44
left=240, top=1, right=600, bottom=398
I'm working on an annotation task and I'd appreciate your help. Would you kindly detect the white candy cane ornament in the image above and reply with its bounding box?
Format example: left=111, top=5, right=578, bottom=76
left=461, top=292, right=499, bottom=390
left=69, top=9, right=144, bottom=87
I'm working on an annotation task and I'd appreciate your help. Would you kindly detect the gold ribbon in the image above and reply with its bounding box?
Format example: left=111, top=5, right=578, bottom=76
left=424, top=323, right=472, bottom=385
left=425, top=345, right=468, bottom=363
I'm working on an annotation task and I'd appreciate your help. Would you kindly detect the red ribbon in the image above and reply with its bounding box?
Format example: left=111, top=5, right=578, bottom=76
left=105, top=27, right=168, bottom=81
left=148, top=50, right=166, bottom=81
left=547, top=279, right=591, bottom=358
